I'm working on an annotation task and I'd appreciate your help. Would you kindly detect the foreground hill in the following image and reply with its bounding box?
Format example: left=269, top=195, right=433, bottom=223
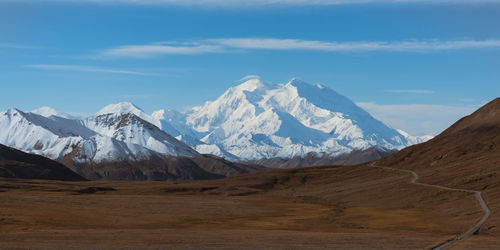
left=0, top=144, right=85, bottom=181
left=379, top=98, right=500, bottom=190
left=378, top=97, right=500, bottom=247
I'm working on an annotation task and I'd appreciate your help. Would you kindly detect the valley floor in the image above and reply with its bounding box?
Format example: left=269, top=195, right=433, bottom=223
left=0, top=164, right=496, bottom=249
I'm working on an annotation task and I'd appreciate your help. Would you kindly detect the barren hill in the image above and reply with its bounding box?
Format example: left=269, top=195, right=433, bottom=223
left=378, top=97, right=500, bottom=248
left=0, top=143, right=85, bottom=181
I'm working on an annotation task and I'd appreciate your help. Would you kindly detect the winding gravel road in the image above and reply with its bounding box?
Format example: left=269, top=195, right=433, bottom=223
left=371, top=163, right=491, bottom=250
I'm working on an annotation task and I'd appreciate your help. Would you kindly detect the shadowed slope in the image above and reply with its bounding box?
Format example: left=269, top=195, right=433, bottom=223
left=0, top=144, right=86, bottom=181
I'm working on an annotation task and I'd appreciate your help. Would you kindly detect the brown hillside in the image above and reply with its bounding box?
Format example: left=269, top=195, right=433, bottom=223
left=378, top=97, right=500, bottom=248
left=0, top=144, right=86, bottom=181
left=60, top=153, right=266, bottom=182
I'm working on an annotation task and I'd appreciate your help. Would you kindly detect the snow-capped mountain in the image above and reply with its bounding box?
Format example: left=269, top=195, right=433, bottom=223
left=84, top=103, right=200, bottom=158
left=160, top=77, right=429, bottom=160
left=0, top=104, right=199, bottom=165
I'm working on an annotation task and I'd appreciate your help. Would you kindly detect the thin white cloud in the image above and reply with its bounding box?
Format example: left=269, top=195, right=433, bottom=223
left=98, top=38, right=500, bottom=58
left=100, top=44, right=223, bottom=58
left=3, top=0, right=500, bottom=6
left=357, top=102, right=478, bottom=136
left=237, top=75, right=261, bottom=82
left=25, top=64, right=159, bottom=76
left=384, top=89, right=435, bottom=94
left=211, top=38, right=500, bottom=51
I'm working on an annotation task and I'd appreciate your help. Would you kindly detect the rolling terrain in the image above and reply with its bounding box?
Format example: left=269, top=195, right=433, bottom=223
left=0, top=165, right=479, bottom=249
left=0, top=98, right=497, bottom=249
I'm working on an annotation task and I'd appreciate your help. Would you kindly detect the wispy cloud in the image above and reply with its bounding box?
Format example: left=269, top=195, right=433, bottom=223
left=210, top=38, right=500, bottom=51
left=237, top=75, right=261, bottom=82
left=98, top=38, right=500, bottom=58
left=4, top=0, right=500, bottom=6
left=100, top=44, right=223, bottom=58
left=25, top=64, right=159, bottom=76
left=384, top=89, right=435, bottom=94
left=357, top=102, right=478, bottom=136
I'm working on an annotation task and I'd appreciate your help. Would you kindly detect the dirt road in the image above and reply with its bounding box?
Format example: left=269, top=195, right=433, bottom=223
left=371, top=163, right=491, bottom=249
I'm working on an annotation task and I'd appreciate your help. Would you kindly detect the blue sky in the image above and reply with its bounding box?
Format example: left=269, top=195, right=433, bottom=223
left=1, top=0, right=499, bottom=136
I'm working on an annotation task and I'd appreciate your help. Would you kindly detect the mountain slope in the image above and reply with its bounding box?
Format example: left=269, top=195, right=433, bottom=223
left=84, top=111, right=200, bottom=158
left=0, top=143, right=86, bottom=181
left=377, top=97, right=500, bottom=246
left=162, top=77, right=426, bottom=160
left=378, top=98, right=500, bottom=187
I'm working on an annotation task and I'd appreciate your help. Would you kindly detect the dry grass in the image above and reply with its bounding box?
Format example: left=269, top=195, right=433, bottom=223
left=0, top=164, right=485, bottom=249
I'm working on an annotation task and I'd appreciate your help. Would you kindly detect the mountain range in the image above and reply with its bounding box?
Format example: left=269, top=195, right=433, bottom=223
left=0, top=77, right=430, bottom=180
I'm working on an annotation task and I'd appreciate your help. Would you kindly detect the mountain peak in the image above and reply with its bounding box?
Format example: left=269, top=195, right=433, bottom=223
left=287, top=77, right=304, bottom=85
left=95, top=102, right=162, bottom=128
left=234, top=78, right=271, bottom=92
left=3, top=108, right=25, bottom=117
left=285, top=78, right=326, bottom=91
left=31, top=106, right=75, bottom=119
left=96, top=102, right=143, bottom=116
left=441, top=97, right=500, bottom=136
left=152, top=109, right=165, bottom=120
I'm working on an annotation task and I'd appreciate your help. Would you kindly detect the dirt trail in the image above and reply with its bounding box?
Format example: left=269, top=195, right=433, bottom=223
left=371, top=163, right=491, bottom=250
